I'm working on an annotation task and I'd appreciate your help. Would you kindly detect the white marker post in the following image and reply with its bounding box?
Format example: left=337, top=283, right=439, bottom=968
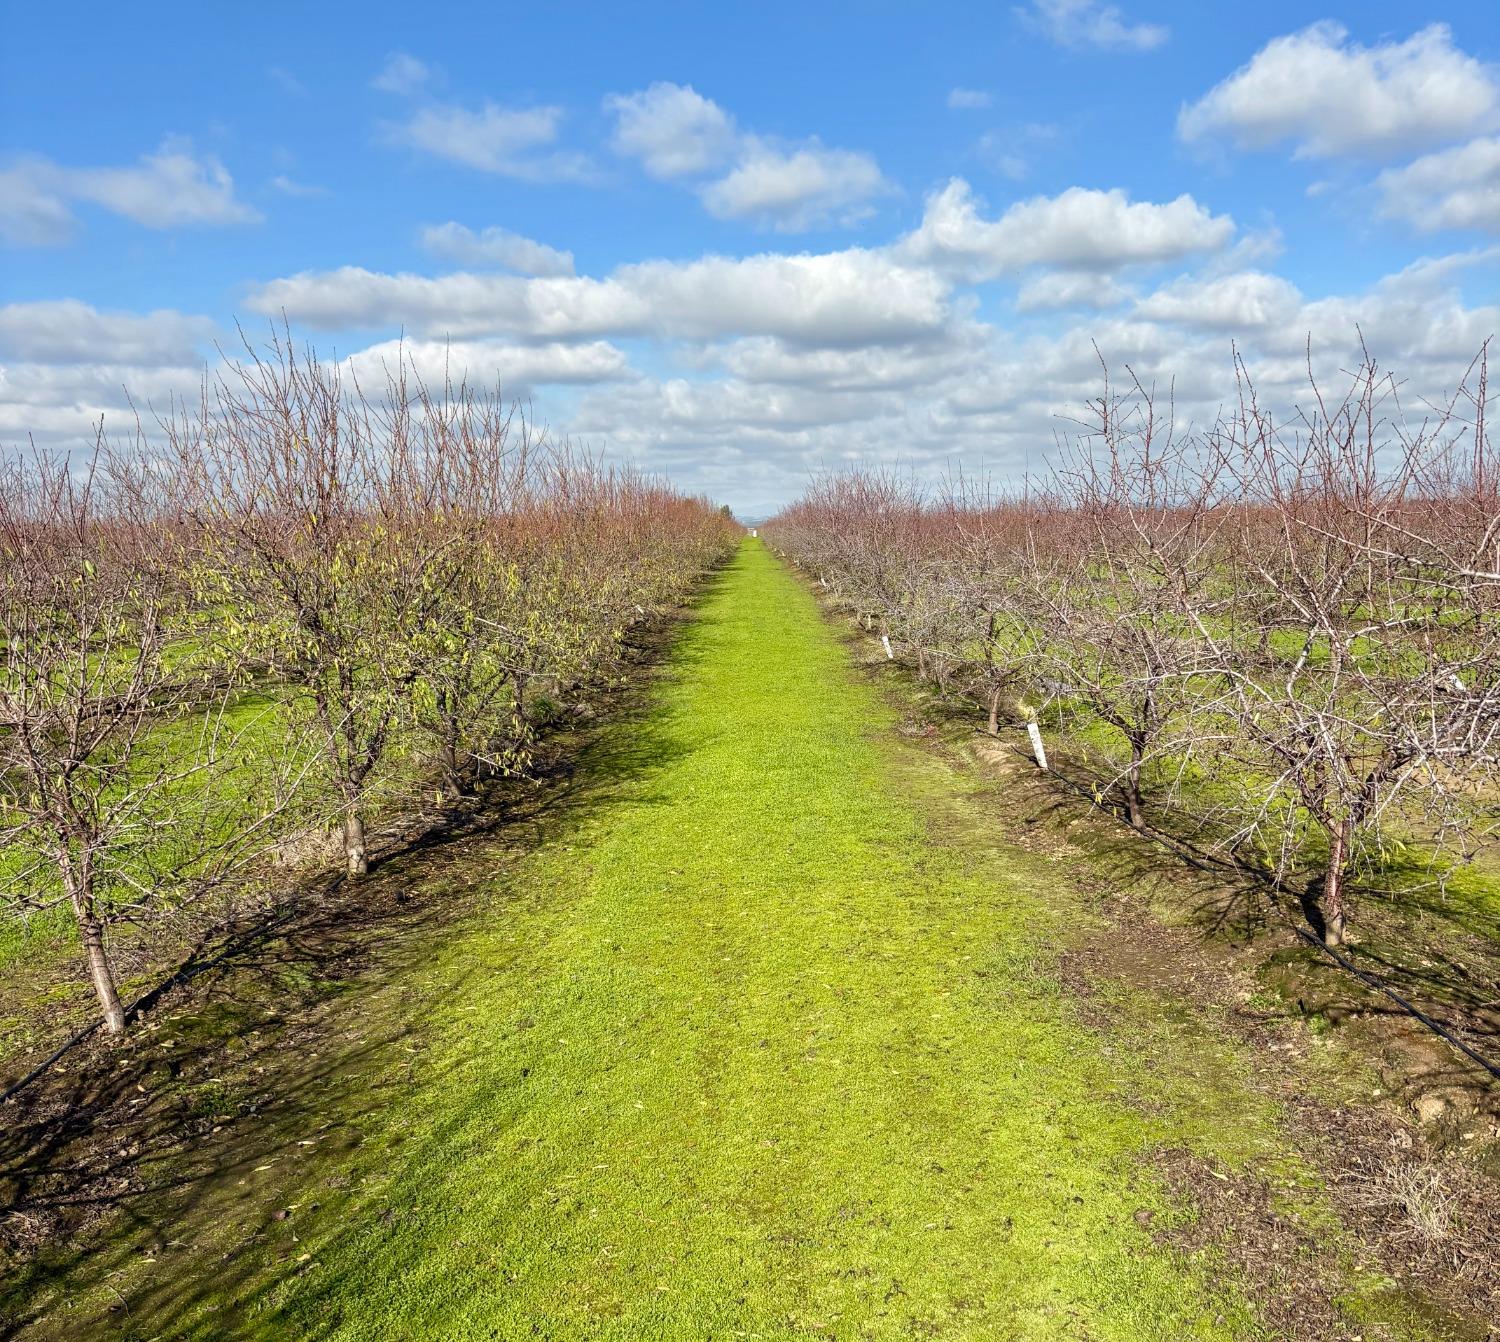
left=881, top=634, right=894, bottom=660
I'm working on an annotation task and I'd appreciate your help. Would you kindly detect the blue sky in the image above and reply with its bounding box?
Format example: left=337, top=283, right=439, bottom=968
left=2, top=1, right=1498, bottom=511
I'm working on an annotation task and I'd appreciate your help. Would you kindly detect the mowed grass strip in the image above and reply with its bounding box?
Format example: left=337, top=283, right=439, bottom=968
left=255, top=538, right=1281, bottom=1339
left=17, top=539, right=1327, bottom=1339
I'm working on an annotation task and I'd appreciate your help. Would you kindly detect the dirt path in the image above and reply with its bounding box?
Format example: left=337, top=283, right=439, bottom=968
left=1, top=540, right=1483, bottom=1339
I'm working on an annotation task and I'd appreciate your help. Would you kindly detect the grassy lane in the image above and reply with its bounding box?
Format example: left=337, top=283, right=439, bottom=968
left=8, top=540, right=1394, bottom=1338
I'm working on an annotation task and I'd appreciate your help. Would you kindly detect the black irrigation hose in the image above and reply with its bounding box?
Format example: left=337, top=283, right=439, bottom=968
left=1289, top=924, right=1500, bottom=1083
left=0, top=1017, right=103, bottom=1108
left=0, top=896, right=311, bottom=1109
left=987, top=731, right=1500, bottom=1085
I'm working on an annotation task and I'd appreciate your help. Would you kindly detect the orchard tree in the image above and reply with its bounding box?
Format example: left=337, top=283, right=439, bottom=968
left=1194, top=350, right=1500, bottom=944
left=167, top=334, right=506, bottom=875
left=0, top=440, right=309, bottom=1032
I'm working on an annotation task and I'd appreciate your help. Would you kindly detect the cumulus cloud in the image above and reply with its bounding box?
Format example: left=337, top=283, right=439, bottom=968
left=605, top=82, right=890, bottom=232
left=605, top=82, right=738, bottom=178
left=896, top=179, right=1234, bottom=280
left=698, top=138, right=892, bottom=231
left=246, top=250, right=952, bottom=347
left=568, top=266, right=1498, bottom=510
left=0, top=363, right=209, bottom=440
left=706, top=332, right=987, bottom=393
left=0, top=142, right=259, bottom=244
left=0, top=307, right=627, bottom=448
left=0, top=300, right=221, bottom=445
left=1134, top=271, right=1303, bottom=331
left=1179, top=22, right=1500, bottom=159
left=10, top=256, right=1495, bottom=514
left=384, top=102, right=593, bottom=181
left=341, top=337, right=630, bottom=393
left=419, top=223, right=575, bottom=276
left=371, top=52, right=437, bottom=96
left=1017, top=0, right=1168, bottom=52
left=0, top=300, right=215, bottom=366
left=1015, top=270, right=1131, bottom=311
left=1379, top=136, right=1500, bottom=234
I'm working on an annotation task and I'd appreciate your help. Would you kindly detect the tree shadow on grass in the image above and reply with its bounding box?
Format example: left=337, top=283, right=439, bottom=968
left=0, top=592, right=718, bottom=1339
left=805, top=588, right=1500, bottom=1129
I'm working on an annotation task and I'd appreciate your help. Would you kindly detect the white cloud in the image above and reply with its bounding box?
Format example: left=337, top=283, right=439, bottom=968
left=1379, top=136, right=1500, bottom=234
left=1179, top=22, right=1500, bottom=159
left=1015, top=271, right=1131, bottom=311
left=14, top=252, right=1488, bottom=515
left=68, top=143, right=260, bottom=229
left=271, top=174, right=329, bottom=198
left=1134, top=271, right=1303, bottom=331
left=419, top=222, right=575, bottom=276
left=384, top=102, right=592, bottom=181
left=698, top=138, right=892, bottom=231
left=0, top=165, right=76, bottom=245
left=0, top=142, right=259, bottom=244
left=0, top=363, right=208, bottom=439
left=371, top=52, right=436, bottom=96
left=706, top=332, right=986, bottom=393
left=1018, top=0, right=1167, bottom=52
left=947, top=88, right=993, bottom=110
left=247, top=249, right=952, bottom=347
left=604, top=82, right=738, bottom=178
left=606, top=82, right=890, bottom=233
left=896, top=179, right=1234, bottom=280
left=0, top=300, right=215, bottom=366
left=342, top=337, right=630, bottom=393
left=0, top=301, right=220, bottom=445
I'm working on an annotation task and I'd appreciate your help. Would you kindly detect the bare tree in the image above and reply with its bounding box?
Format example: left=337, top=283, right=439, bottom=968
left=167, top=335, right=498, bottom=875
left=0, top=438, right=310, bottom=1031
left=1031, top=365, right=1229, bottom=826
left=766, top=342, right=1500, bottom=949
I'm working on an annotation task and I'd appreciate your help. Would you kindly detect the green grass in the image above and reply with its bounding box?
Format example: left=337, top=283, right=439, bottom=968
left=0, top=690, right=320, bottom=1072
left=6, top=540, right=1436, bottom=1339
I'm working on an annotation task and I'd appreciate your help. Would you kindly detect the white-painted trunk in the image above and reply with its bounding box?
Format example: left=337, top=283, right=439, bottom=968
left=1026, top=720, right=1049, bottom=771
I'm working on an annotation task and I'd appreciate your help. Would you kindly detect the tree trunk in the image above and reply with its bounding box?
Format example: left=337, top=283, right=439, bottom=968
left=1124, top=737, right=1145, bottom=829
left=987, top=683, right=1002, bottom=735
left=63, top=855, right=126, bottom=1034
left=1322, top=821, right=1349, bottom=947
left=436, top=691, right=466, bottom=799
left=438, top=726, right=467, bottom=800
left=344, top=811, right=369, bottom=876
left=81, top=920, right=127, bottom=1035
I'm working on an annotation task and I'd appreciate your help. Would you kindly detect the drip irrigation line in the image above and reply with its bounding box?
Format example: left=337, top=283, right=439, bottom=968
left=0, top=893, right=315, bottom=1109
left=0, top=1018, right=103, bottom=1108
left=1288, top=924, right=1500, bottom=1082
left=986, top=730, right=1500, bottom=1086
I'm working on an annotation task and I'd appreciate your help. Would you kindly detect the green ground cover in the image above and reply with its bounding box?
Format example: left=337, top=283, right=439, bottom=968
left=5, top=540, right=1437, bottom=1339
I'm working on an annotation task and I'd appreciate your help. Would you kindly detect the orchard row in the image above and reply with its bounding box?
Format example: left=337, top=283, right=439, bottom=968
left=767, top=347, right=1500, bottom=949
left=0, top=336, right=739, bottom=1032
